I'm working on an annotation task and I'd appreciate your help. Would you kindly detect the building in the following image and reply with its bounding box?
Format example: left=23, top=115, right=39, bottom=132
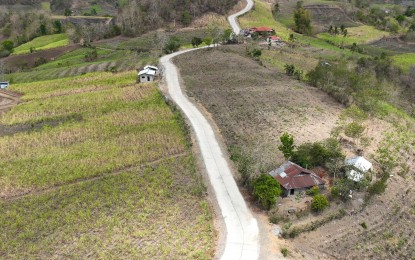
left=250, top=26, right=275, bottom=36
left=269, top=161, right=325, bottom=197
left=267, top=35, right=281, bottom=43
left=0, top=81, right=9, bottom=89
left=344, top=156, right=372, bottom=182
left=138, top=65, right=158, bottom=83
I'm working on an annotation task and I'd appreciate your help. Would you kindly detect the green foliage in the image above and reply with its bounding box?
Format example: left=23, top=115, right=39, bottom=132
left=311, top=194, right=329, bottom=212
left=53, top=20, right=63, bottom=34
left=181, top=11, right=192, bottom=26
left=191, top=37, right=203, bottom=48
left=360, top=222, right=368, bottom=229
left=2, top=40, right=14, bottom=52
left=291, top=138, right=344, bottom=169
left=13, top=34, right=69, bottom=55
left=163, top=37, right=181, bottom=54
left=84, top=48, right=98, bottom=62
left=331, top=178, right=366, bottom=201
left=64, top=8, right=71, bottom=16
left=39, top=24, right=47, bottom=35
left=203, top=37, right=213, bottom=46
left=344, top=122, right=365, bottom=140
left=229, top=146, right=254, bottom=187
left=293, top=1, right=312, bottom=35
left=252, top=174, right=282, bottom=210
left=281, top=248, right=289, bottom=257
left=284, top=64, right=295, bottom=76
left=306, top=186, right=320, bottom=196
left=278, top=132, right=295, bottom=159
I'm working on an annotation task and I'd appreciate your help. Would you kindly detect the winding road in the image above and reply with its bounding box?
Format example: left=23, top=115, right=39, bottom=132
left=160, top=0, right=258, bottom=259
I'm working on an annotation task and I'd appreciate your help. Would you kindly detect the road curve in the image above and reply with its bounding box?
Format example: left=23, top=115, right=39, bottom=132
left=228, top=0, right=254, bottom=34
left=160, top=48, right=259, bottom=260
left=160, top=1, right=257, bottom=259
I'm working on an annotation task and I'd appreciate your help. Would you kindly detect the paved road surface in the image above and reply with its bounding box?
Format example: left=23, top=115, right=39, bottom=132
left=228, top=0, right=254, bottom=34
left=160, top=1, right=258, bottom=259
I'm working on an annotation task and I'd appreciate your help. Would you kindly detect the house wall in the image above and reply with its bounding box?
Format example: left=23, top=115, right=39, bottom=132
left=139, top=75, right=154, bottom=83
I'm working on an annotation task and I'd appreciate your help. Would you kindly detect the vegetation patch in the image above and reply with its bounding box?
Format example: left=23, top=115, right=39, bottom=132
left=13, top=34, right=69, bottom=55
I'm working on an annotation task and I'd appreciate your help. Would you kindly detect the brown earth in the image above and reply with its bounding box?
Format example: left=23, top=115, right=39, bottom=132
left=174, top=44, right=415, bottom=259
left=175, top=45, right=343, bottom=171
left=1, top=44, right=80, bottom=73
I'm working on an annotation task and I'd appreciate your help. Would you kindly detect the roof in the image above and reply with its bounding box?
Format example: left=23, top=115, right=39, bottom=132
left=251, top=26, right=274, bottom=32
left=345, top=156, right=372, bottom=182
left=269, top=161, right=325, bottom=190
left=144, top=65, right=158, bottom=71
left=138, top=68, right=156, bottom=76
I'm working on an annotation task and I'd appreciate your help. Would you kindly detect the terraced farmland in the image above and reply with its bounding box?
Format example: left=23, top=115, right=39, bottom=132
left=0, top=71, right=214, bottom=259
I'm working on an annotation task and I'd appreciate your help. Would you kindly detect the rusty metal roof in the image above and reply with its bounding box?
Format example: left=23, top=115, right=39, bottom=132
left=269, top=161, right=325, bottom=190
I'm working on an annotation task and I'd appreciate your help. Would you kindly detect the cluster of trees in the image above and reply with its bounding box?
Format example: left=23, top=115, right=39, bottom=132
left=327, top=24, right=348, bottom=37
left=116, top=0, right=238, bottom=36
left=293, top=1, right=312, bottom=35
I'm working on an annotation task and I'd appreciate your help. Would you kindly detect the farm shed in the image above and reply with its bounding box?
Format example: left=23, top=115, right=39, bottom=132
left=344, top=156, right=372, bottom=182
left=0, top=81, right=9, bottom=89
left=269, top=161, right=325, bottom=197
left=138, top=65, right=158, bottom=83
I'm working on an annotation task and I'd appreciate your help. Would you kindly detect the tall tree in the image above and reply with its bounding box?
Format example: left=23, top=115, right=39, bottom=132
left=293, top=1, right=312, bottom=35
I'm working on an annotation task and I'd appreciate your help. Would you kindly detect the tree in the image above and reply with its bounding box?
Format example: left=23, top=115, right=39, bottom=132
left=252, top=174, right=282, bottom=210
left=2, top=40, right=13, bottom=52
left=90, top=8, right=98, bottom=16
left=40, top=23, right=47, bottom=35
left=53, top=20, right=63, bottom=33
left=278, top=132, right=295, bottom=159
left=191, top=37, right=203, bottom=47
left=284, top=64, right=295, bottom=76
left=64, top=8, right=71, bottom=16
left=311, top=194, right=329, bottom=212
left=163, top=37, right=181, bottom=54
left=293, top=1, right=312, bottom=35
left=181, top=11, right=192, bottom=26
left=203, top=37, right=213, bottom=46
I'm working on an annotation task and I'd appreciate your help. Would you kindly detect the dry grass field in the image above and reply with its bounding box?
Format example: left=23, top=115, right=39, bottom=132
left=175, top=45, right=415, bottom=259
left=175, top=45, right=343, bottom=176
left=0, top=71, right=214, bottom=259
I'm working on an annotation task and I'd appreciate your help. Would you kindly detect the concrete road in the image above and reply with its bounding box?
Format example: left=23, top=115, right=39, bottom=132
left=160, top=1, right=258, bottom=259
left=228, top=0, right=254, bottom=34
left=160, top=48, right=259, bottom=259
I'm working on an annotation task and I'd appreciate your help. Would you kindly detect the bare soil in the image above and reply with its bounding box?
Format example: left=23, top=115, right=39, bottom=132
left=369, top=36, right=415, bottom=53
left=175, top=45, right=343, bottom=169
left=1, top=44, right=80, bottom=73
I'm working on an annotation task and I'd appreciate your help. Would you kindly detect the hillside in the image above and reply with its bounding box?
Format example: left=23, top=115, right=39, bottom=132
left=0, top=71, right=214, bottom=258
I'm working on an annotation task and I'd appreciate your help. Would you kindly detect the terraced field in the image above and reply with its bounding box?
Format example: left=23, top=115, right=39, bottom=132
left=0, top=71, right=214, bottom=258
left=13, top=34, right=69, bottom=55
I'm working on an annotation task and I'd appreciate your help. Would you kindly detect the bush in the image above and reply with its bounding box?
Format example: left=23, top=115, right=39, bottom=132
left=311, top=194, right=329, bottom=212
left=252, top=174, right=282, bottom=210
left=284, top=64, right=295, bottom=76
left=2, top=40, right=14, bottom=52
left=191, top=37, right=203, bottom=48
left=84, top=48, right=98, bottom=62
left=281, top=248, right=289, bottom=257
left=163, top=37, right=181, bottom=54
left=291, top=138, right=344, bottom=169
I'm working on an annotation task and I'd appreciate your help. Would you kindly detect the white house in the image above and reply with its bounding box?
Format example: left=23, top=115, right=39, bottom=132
left=138, top=65, right=159, bottom=83
left=0, top=81, right=9, bottom=89
left=344, top=156, right=373, bottom=182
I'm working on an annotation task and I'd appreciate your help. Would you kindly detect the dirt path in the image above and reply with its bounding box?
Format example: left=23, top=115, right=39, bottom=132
left=0, top=89, right=20, bottom=113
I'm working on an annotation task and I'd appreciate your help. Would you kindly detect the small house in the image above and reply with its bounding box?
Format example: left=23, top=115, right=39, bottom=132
left=250, top=26, right=275, bottom=36
left=269, top=161, right=325, bottom=197
left=138, top=65, right=158, bottom=83
left=267, top=35, right=281, bottom=43
left=344, top=156, right=372, bottom=182
left=0, top=81, right=9, bottom=89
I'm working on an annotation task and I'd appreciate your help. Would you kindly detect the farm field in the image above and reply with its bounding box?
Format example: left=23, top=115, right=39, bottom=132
left=392, top=53, right=415, bottom=72
left=0, top=71, right=214, bottom=258
left=13, top=34, right=69, bottom=55
left=174, top=45, right=343, bottom=178
left=317, top=25, right=389, bottom=46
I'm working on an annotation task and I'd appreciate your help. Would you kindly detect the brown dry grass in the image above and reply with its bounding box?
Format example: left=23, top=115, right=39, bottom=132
left=175, top=45, right=343, bottom=171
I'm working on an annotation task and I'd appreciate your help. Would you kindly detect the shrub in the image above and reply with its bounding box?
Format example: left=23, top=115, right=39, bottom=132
left=281, top=248, right=289, bottom=257
left=360, top=222, right=367, bottom=229
left=252, top=174, right=282, bottom=210
left=163, top=37, right=181, bottom=54
left=84, top=48, right=98, bottom=62
left=278, top=132, right=295, bottom=159
left=191, top=37, right=203, bottom=48
left=311, top=194, right=329, bottom=212
left=2, top=40, right=14, bottom=52
left=284, top=64, right=295, bottom=76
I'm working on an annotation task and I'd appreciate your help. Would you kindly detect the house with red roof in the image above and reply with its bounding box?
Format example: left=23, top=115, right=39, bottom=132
left=249, top=26, right=275, bottom=36
left=269, top=161, right=325, bottom=197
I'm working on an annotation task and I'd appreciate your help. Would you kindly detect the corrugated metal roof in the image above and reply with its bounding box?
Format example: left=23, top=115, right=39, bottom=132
left=345, top=156, right=372, bottom=182
left=138, top=68, right=156, bottom=76
left=269, top=161, right=325, bottom=190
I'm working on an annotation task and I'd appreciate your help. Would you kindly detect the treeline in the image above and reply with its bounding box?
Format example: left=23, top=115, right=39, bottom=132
left=116, top=0, right=238, bottom=36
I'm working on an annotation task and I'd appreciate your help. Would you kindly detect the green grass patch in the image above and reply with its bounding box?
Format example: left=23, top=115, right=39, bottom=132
left=40, top=2, right=50, bottom=12
left=317, top=26, right=390, bottom=46
left=13, top=34, right=69, bottom=55
left=392, top=53, right=415, bottom=72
